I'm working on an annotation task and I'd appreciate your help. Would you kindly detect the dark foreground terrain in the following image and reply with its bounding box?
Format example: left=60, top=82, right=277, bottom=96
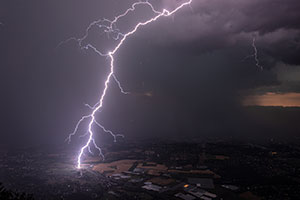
left=1, top=138, right=300, bottom=200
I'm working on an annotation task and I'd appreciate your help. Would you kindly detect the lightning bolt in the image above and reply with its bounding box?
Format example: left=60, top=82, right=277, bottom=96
left=244, top=37, right=263, bottom=70
left=63, top=0, right=193, bottom=169
left=251, top=37, right=263, bottom=70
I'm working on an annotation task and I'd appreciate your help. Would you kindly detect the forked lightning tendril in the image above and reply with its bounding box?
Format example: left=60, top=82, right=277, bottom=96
left=244, top=37, right=263, bottom=70
left=251, top=38, right=263, bottom=70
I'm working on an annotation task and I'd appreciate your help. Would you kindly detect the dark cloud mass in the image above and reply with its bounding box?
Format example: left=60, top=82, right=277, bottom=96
left=0, top=0, right=300, bottom=146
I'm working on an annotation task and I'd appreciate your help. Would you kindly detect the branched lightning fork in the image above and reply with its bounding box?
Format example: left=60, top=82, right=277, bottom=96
left=64, top=0, right=193, bottom=169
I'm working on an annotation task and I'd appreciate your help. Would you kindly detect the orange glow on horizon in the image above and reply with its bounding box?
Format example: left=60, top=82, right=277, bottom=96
left=244, top=92, right=300, bottom=107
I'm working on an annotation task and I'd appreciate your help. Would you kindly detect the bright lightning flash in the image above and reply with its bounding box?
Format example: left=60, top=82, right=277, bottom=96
left=64, top=0, right=193, bottom=169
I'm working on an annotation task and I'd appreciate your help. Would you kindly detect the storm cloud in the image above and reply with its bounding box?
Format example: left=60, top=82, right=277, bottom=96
left=0, top=0, right=300, bottom=146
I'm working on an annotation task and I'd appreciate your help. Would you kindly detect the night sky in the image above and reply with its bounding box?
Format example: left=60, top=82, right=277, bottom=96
left=1, top=0, right=300, bottom=146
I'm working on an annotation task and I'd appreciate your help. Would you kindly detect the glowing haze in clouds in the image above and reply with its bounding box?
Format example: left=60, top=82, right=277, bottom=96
left=244, top=92, right=300, bottom=107
left=64, top=0, right=193, bottom=169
